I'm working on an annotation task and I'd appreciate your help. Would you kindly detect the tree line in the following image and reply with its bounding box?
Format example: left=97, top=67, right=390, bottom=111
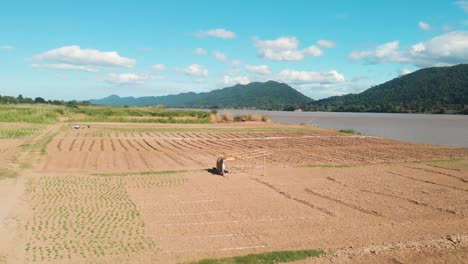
left=0, top=94, right=91, bottom=107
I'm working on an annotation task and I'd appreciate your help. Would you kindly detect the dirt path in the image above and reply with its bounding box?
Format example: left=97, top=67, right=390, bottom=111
left=0, top=124, right=61, bottom=263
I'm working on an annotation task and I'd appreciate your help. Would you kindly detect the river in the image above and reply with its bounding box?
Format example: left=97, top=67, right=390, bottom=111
left=218, top=110, right=468, bottom=147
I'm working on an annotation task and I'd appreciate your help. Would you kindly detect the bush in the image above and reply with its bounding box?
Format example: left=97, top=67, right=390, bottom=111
left=219, top=112, right=232, bottom=122
left=232, top=114, right=270, bottom=122
left=338, top=129, right=361, bottom=135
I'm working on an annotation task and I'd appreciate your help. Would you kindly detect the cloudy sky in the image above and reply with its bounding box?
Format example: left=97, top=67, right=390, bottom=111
left=1, top=1, right=468, bottom=100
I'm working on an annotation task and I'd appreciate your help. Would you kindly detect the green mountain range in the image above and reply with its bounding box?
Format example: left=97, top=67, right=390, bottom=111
left=91, top=64, right=468, bottom=114
left=90, top=80, right=313, bottom=110
left=308, top=64, right=467, bottom=114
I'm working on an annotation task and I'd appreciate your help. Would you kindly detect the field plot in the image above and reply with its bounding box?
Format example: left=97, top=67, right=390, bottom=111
left=0, top=124, right=44, bottom=178
left=122, top=161, right=468, bottom=263
left=40, top=123, right=468, bottom=173
left=24, top=175, right=156, bottom=263
left=2, top=122, right=467, bottom=264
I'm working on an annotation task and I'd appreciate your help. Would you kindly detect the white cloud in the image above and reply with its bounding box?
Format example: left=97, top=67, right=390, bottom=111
left=255, top=37, right=299, bottom=50
left=0, top=45, right=14, bottom=50
left=183, top=64, right=209, bottom=77
left=245, top=64, right=272, bottom=75
left=31, top=63, right=98, bottom=72
left=223, top=75, right=250, bottom=85
left=455, top=1, right=468, bottom=12
left=418, top=21, right=431, bottom=31
left=151, top=64, right=166, bottom=71
left=227, top=68, right=241, bottom=75
left=316, top=40, right=336, bottom=48
left=349, top=31, right=468, bottom=67
left=442, top=25, right=453, bottom=32
left=303, top=45, right=324, bottom=56
left=107, top=73, right=151, bottom=85
left=230, top=60, right=242, bottom=66
left=400, top=68, right=413, bottom=75
left=253, top=37, right=324, bottom=61
left=194, top=48, right=207, bottom=55
left=211, top=51, right=241, bottom=66
left=212, top=51, right=227, bottom=62
left=349, top=41, right=400, bottom=61
left=33, top=45, right=135, bottom=68
left=279, top=69, right=345, bottom=85
left=197, top=28, right=236, bottom=39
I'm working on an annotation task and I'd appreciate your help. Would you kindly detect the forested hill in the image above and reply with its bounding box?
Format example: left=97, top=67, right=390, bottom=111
left=307, top=64, right=468, bottom=114
left=90, top=81, right=313, bottom=110
left=91, top=65, right=468, bottom=114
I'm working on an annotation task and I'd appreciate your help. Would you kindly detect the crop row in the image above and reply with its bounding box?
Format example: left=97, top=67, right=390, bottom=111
left=96, top=126, right=319, bottom=134
left=0, top=126, right=42, bottom=139
left=25, top=176, right=155, bottom=262
left=124, top=174, right=187, bottom=189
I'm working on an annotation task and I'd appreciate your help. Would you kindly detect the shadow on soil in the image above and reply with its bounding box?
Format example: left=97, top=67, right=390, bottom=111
left=206, top=168, right=226, bottom=177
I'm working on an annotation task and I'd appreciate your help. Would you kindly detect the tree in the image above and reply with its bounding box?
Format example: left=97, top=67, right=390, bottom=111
left=35, top=97, right=46, bottom=104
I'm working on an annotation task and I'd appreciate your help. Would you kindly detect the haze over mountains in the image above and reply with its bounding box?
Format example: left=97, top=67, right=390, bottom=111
left=91, top=64, right=468, bottom=114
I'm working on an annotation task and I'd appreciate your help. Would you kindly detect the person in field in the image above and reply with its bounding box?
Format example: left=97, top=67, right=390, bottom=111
left=216, top=157, right=227, bottom=176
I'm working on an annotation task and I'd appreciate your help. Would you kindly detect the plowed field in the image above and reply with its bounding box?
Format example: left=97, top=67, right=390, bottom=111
left=1, top=122, right=467, bottom=264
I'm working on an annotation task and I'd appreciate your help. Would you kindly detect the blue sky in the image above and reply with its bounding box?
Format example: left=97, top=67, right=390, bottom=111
left=1, top=0, right=468, bottom=100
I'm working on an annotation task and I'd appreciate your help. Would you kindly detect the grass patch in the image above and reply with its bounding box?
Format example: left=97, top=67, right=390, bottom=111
left=67, top=105, right=209, bottom=118
left=68, top=116, right=211, bottom=124
left=196, top=249, right=325, bottom=264
left=0, top=170, right=18, bottom=180
left=297, top=164, right=358, bottom=168
left=338, top=129, right=361, bottom=135
left=38, top=133, right=57, bottom=155
left=0, top=126, right=42, bottom=138
left=21, top=132, right=58, bottom=155
left=415, top=158, right=468, bottom=171
left=413, top=158, right=464, bottom=163
left=67, top=105, right=211, bottom=123
left=101, top=126, right=319, bottom=134
left=0, top=104, right=63, bottom=124
left=0, top=104, right=211, bottom=124
left=92, top=169, right=198, bottom=177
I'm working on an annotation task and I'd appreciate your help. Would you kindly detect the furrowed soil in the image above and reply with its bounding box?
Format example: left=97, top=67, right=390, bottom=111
left=0, top=122, right=467, bottom=264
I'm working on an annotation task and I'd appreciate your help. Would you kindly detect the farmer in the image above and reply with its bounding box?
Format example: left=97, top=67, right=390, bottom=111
left=216, top=157, right=227, bottom=176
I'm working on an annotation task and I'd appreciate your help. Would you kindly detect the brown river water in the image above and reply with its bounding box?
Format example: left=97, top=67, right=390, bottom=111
left=218, top=110, right=468, bottom=147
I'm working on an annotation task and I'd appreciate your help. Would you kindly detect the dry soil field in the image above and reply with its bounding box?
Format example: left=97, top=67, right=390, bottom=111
left=1, top=121, right=468, bottom=264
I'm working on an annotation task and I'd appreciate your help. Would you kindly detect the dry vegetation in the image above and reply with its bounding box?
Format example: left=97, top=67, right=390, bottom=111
left=210, top=111, right=270, bottom=123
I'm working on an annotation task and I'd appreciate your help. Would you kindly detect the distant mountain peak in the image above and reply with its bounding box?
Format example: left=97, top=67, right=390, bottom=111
left=90, top=81, right=312, bottom=110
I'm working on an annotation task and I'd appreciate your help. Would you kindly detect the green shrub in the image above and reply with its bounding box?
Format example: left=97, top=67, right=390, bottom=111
left=338, top=129, right=361, bottom=135
left=197, top=249, right=325, bottom=264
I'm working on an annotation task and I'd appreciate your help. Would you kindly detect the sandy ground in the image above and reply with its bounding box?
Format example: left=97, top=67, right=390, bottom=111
left=0, top=122, right=467, bottom=264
